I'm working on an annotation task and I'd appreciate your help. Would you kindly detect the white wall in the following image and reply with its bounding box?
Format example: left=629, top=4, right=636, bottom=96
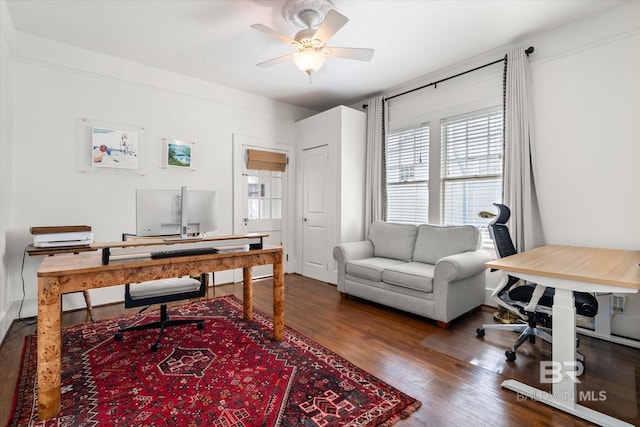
left=528, top=2, right=640, bottom=338
left=530, top=7, right=640, bottom=250
left=2, top=28, right=314, bottom=331
left=0, top=0, right=15, bottom=340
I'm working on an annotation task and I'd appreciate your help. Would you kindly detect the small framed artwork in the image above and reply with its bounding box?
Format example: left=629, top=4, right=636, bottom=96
left=91, top=127, right=139, bottom=170
left=164, top=139, right=195, bottom=170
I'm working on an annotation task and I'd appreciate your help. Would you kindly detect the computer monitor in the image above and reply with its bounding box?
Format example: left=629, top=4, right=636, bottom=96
left=136, top=187, right=217, bottom=238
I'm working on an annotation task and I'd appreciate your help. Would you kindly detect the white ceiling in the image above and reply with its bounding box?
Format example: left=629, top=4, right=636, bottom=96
left=5, top=0, right=625, bottom=112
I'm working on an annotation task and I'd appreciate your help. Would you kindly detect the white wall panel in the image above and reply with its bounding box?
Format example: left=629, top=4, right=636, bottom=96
left=6, top=32, right=312, bottom=320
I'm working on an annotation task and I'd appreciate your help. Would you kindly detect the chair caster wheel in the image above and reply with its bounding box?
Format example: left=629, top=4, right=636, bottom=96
left=476, top=328, right=485, bottom=337
left=506, top=350, right=517, bottom=361
left=151, top=342, right=161, bottom=352
left=197, top=322, right=205, bottom=330
left=114, top=332, right=123, bottom=341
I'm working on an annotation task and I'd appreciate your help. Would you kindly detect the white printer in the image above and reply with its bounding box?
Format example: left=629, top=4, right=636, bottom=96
left=31, top=226, right=94, bottom=248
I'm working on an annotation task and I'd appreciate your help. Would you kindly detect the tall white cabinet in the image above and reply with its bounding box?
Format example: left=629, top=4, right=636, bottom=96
left=295, top=106, right=366, bottom=284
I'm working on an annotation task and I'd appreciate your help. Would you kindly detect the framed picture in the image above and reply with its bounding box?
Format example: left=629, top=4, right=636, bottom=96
left=164, top=139, right=195, bottom=170
left=91, top=127, right=139, bottom=170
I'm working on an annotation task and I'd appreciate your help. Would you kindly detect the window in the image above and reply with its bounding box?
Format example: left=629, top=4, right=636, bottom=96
left=441, top=108, right=503, bottom=242
left=247, top=170, right=282, bottom=220
left=385, top=125, right=429, bottom=224
left=384, top=107, right=503, bottom=245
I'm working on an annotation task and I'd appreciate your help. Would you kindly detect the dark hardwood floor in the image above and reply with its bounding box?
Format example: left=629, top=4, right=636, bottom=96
left=1, top=274, right=639, bottom=426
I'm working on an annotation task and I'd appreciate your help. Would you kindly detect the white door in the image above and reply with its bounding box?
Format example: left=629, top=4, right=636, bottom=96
left=302, top=145, right=329, bottom=281
left=233, top=135, right=289, bottom=280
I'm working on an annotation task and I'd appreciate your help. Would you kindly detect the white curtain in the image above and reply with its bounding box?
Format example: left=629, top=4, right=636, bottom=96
left=364, top=96, right=386, bottom=236
left=503, top=47, right=545, bottom=251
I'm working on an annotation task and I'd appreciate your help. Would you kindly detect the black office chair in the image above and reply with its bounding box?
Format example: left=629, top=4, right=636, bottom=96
left=476, top=204, right=598, bottom=362
left=114, top=234, right=208, bottom=351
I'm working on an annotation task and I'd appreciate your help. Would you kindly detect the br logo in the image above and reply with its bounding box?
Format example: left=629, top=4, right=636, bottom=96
left=539, top=361, right=584, bottom=384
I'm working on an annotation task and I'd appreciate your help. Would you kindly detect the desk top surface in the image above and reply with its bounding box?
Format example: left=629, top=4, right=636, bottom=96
left=38, top=244, right=282, bottom=276
left=486, top=245, right=640, bottom=290
left=92, top=233, right=268, bottom=249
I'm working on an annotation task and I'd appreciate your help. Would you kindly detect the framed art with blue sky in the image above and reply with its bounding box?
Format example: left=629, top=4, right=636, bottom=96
left=164, top=139, right=195, bottom=170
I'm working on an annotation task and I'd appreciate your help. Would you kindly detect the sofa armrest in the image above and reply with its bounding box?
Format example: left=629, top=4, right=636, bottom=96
left=434, top=250, right=491, bottom=282
left=333, top=241, right=374, bottom=292
left=333, top=240, right=374, bottom=264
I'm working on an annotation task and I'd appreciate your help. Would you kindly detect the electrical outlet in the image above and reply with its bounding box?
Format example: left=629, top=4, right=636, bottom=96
left=611, top=295, right=626, bottom=311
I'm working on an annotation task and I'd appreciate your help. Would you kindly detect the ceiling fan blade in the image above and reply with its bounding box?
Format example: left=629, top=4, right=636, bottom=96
left=256, top=54, right=294, bottom=68
left=327, top=47, right=375, bottom=62
left=250, top=23, right=298, bottom=46
left=313, top=9, right=348, bottom=42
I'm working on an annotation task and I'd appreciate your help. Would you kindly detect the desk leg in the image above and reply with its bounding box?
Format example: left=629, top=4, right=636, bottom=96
left=242, top=267, right=253, bottom=322
left=502, top=287, right=634, bottom=427
left=273, top=252, right=284, bottom=341
left=82, top=290, right=94, bottom=322
left=551, top=288, right=577, bottom=408
left=37, top=277, right=62, bottom=420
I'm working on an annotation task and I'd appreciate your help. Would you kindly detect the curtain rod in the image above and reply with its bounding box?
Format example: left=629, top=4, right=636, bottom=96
left=383, top=46, right=534, bottom=102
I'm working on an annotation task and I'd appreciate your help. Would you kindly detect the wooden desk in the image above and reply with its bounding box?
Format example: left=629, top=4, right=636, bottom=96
left=27, top=245, right=97, bottom=322
left=487, top=245, right=640, bottom=427
left=36, top=245, right=284, bottom=420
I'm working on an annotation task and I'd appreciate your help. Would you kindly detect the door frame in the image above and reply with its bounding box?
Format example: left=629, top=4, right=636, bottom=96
left=232, top=134, right=295, bottom=278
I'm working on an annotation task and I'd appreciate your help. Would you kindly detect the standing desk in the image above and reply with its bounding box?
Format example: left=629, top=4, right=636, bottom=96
left=36, top=242, right=284, bottom=420
left=487, top=245, right=640, bottom=427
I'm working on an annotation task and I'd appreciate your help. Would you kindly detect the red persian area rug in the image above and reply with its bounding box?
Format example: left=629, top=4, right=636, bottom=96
left=7, top=295, right=420, bottom=426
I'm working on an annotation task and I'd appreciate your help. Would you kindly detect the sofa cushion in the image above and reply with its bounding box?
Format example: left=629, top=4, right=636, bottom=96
left=346, top=257, right=406, bottom=282
left=368, top=221, right=418, bottom=261
left=382, top=262, right=435, bottom=292
left=412, top=224, right=480, bottom=264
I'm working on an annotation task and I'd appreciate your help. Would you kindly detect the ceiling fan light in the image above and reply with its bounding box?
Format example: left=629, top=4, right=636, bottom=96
left=292, top=50, right=326, bottom=75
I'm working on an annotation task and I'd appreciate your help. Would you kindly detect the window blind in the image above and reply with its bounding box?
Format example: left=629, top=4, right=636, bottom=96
left=246, top=149, right=287, bottom=172
left=385, top=125, right=429, bottom=224
left=441, top=108, right=503, bottom=241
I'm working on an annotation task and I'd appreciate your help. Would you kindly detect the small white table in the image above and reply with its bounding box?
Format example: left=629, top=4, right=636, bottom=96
left=487, top=245, right=640, bottom=427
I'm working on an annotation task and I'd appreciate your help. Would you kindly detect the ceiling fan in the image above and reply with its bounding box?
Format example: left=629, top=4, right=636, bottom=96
left=251, top=0, right=374, bottom=81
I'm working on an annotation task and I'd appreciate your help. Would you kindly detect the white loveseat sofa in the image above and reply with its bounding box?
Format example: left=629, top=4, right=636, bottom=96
left=333, top=221, right=491, bottom=327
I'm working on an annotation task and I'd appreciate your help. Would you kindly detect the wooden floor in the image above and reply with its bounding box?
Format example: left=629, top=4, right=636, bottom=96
left=1, top=274, right=639, bottom=426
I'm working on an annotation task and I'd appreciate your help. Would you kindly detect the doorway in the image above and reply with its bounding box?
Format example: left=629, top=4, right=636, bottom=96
left=233, top=134, right=291, bottom=280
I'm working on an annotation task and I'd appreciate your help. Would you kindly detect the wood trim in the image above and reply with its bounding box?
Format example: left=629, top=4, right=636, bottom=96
left=30, top=225, right=92, bottom=235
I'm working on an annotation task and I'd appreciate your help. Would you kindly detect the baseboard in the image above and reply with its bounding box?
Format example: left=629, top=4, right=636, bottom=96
left=611, top=312, right=640, bottom=342
left=0, top=306, right=9, bottom=345
left=484, top=288, right=498, bottom=307
left=0, top=299, right=24, bottom=346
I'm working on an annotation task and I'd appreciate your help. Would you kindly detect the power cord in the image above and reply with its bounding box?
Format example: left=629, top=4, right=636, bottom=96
left=18, top=245, right=36, bottom=325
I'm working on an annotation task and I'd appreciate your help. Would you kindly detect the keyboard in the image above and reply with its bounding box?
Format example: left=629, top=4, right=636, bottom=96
left=151, top=246, right=219, bottom=259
